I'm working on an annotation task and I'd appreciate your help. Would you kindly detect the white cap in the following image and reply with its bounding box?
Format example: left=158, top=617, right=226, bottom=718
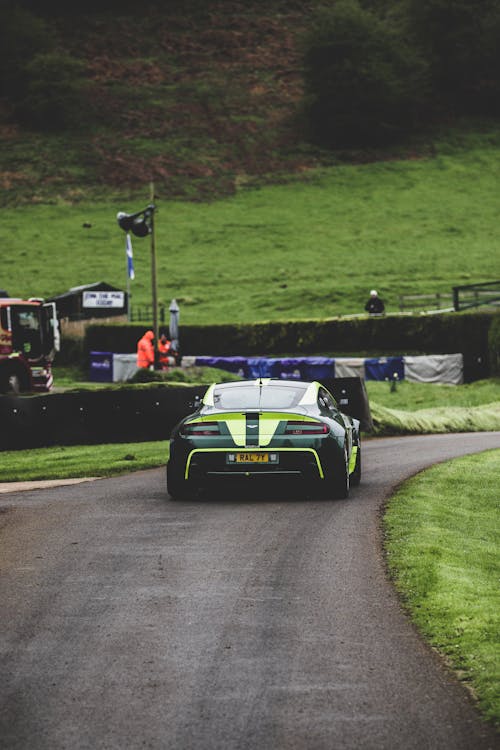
left=370, top=289, right=378, bottom=296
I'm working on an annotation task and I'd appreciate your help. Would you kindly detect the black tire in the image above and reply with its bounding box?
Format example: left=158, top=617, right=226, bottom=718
left=166, top=463, right=194, bottom=501
left=317, top=445, right=350, bottom=500
left=333, top=445, right=350, bottom=499
left=350, top=444, right=361, bottom=487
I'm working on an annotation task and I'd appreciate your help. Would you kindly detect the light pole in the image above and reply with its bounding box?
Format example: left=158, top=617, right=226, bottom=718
left=117, top=195, right=158, bottom=364
left=149, top=182, right=159, bottom=359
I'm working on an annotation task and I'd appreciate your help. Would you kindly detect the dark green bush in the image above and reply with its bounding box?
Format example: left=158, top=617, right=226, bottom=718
left=303, top=0, right=428, bottom=147
left=0, top=4, right=53, bottom=97
left=405, top=0, right=500, bottom=115
left=15, top=51, right=88, bottom=130
left=56, top=335, right=85, bottom=367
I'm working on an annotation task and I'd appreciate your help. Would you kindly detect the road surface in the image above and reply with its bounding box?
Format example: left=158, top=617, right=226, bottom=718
left=1, top=433, right=499, bottom=749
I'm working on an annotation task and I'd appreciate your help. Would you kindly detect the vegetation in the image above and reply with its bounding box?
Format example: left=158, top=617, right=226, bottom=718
left=0, top=440, right=168, bottom=482
left=1, top=2, right=499, bottom=326
left=3, top=141, right=500, bottom=323
left=303, top=0, right=500, bottom=148
left=384, top=449, right=500, bottom=723
left=370, top=401, right=500, bottom=435
left=1, top=1, right=500, bottom=205
left=303, top=0, right=428, bottom=147
left=366, top=378, right=500, bottom=434
left=366, top=378, right=500, bottom=410
left=0, top=1, right=316, bottom=203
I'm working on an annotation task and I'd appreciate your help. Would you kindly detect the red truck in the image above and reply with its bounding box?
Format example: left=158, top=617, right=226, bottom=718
left=0, top=296, right=60, bottom=393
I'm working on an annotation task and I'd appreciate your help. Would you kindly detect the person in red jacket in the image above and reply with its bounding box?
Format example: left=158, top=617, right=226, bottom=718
left=137, top=330, right=155, bottom=369
left=158, top=331, right=172, bottom=370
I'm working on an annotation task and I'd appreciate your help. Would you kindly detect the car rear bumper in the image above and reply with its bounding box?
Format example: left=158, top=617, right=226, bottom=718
left=184, top=447, right=325, bottom=481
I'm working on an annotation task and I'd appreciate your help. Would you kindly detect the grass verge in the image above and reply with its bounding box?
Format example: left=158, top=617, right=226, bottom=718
left=366, top=379, right=500, bottom=411
left=367, top=378, right=500, bottom=435
left=0, top=441, right=169, bottom=483
left=370, top=401, right=500, bottom=435
left=384, top=449, right=500, bottom=724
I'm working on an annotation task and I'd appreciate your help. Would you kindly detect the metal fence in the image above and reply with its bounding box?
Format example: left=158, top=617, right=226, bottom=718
left=399, top=281, right=500, bottom=313
left=452, top=281, right=500, bottom=311
left=129, top=304, right=166, bottom=323
left=398, top=293, right=454, bottom=313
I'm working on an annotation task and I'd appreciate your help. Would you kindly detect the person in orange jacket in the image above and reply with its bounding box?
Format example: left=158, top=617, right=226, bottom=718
left=157, top=331, right=172, bottom=370
left=137, top=330, right=155, bottom=369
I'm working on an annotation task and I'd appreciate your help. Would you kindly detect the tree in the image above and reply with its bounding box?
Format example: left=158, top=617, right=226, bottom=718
left=406, top=0, right=500, bottom=115
left=0, top=3, right=91, bottom=131
left=303, top=0, right=428, bottom=148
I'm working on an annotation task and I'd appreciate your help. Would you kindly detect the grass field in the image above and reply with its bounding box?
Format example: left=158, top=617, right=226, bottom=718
left=2, top=141, right=500, bottom=325
left=384, top=450, right=500, bottom=724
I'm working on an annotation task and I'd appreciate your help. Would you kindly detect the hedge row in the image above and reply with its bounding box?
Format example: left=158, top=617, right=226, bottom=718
left=489, top=314, right=500, bottom=375
left=77, top=311, right=499, bottom=381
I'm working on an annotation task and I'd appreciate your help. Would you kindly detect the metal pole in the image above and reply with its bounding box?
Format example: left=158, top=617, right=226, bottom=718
left=150, top=181, right=159, bottom=367
left=126, top=234, right=131, bottom=322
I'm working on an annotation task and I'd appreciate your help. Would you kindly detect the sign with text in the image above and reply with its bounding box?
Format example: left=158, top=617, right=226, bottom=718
left=83, top=291, right=125, bottom=309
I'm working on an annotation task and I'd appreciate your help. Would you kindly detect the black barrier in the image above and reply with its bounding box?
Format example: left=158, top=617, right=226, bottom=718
left=319, top=377, right=373, bottom=433
left=0, top=378, right=372, bottom=451
left=0, top=386, right=207, bottom=450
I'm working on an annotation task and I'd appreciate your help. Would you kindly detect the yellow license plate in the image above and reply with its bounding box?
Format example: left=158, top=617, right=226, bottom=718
left=235, top=452, right=269, bottom=463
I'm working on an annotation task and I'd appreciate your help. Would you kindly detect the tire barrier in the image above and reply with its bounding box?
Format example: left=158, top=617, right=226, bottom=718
left=0, top=386, right=207, bottom=451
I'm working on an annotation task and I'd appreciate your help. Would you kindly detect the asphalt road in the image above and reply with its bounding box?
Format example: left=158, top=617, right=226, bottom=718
left=0, top=433, right=499, bottom=750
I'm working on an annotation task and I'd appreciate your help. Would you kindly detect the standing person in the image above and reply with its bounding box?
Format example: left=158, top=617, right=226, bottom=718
left=364, top=289, right=385, bottom=315
left=137, top=330, right=155, bottom=369
left=158, top=331, right=172, bottom=370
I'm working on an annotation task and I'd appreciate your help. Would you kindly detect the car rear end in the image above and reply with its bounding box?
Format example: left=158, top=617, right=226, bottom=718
left=168, top=409, right=340, bottom=497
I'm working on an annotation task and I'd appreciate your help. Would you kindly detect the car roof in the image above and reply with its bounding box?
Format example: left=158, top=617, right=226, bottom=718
left=212, top=378, right=314, bottom=389
left=202, top=379, right=322, bottom=410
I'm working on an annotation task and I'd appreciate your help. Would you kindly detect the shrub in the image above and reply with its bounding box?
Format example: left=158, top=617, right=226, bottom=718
left=15, top=51, right=88, bottom=130
left=405, top=0, right=500, bottom=115
left=303, top=0, right=428, bottom=147
left=0, top=4, right=53, bottom=97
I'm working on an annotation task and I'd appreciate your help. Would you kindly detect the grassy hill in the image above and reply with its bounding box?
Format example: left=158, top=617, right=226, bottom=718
left=1, top=2, right=500, bottom=323
left=2, top=137, right=500, bottom=323
left=1, top=1, right=317, bottom=205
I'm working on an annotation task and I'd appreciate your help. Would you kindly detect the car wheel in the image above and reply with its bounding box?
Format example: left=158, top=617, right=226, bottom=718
left=334, top=444, right=350, bottom=499
left=166, top=464, right=194, bottom=501
left=350, top=445, right=361, bottom=487
left=317, top=445, right=350, bottom=500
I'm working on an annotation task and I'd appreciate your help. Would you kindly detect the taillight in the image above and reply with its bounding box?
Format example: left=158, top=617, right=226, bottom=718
left=181, top=421, right=221, bottom=436
left=284, top=421, right=328, bottom=435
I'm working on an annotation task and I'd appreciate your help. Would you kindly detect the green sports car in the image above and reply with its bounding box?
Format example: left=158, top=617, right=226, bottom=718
left=167, top=378, right=361, bottom=500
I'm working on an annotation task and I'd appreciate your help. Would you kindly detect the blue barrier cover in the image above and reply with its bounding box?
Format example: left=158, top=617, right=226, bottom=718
left=89, top=351, right=114, bottom=383
left=195, top=356, right=336, bottom=380
left=364, top=357, right=404, bottom=381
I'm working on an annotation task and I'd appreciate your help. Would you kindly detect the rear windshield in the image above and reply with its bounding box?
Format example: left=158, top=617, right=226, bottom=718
left=213, top=384, right=307, bottom=410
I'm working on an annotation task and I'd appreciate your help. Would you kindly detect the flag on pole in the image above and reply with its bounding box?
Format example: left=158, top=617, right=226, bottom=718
left=126, top=233, right=135, bottom=280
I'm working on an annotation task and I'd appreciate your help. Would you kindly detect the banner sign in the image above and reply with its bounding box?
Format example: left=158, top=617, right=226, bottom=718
left=83, top=291, right=125, bottom=309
